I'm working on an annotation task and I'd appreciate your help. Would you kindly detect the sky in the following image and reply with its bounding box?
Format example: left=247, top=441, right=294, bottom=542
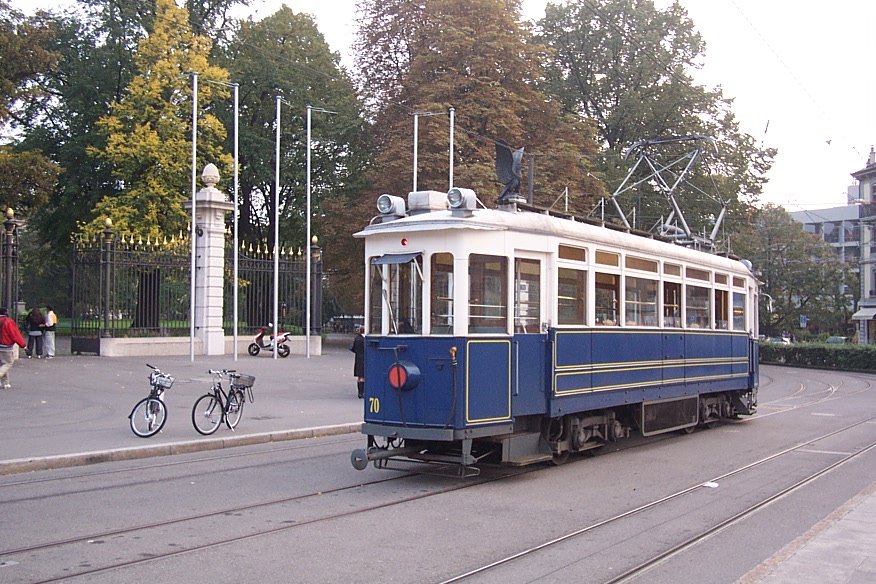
left=14, top=0, right=876, bottom=211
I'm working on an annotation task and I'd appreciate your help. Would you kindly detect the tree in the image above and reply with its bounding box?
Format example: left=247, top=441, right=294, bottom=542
left=0, top=2, right=59, bottom=215
left=732, top=205, right=853, bottom=337
left=87, top=0, right=231, bottom=237
left=219, top=7, right=369, bottom=248
left=355, top=0, right=602, bottom=213
left=538, top=0, right=774, bottom=242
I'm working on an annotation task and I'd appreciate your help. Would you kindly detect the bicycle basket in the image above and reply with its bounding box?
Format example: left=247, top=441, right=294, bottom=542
left=231, top=374, right=255, bottom=389
left=152, top=373, right=174, bottom=389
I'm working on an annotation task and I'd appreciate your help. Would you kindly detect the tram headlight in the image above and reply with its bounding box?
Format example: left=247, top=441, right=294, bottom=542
left=377, top=194, right=406, bottom=217
left=447, top=187, right=476, bottom=210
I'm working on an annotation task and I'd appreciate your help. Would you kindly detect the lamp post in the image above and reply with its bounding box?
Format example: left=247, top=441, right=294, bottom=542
left=3, top=208, right=18, bottom=316
left=101, top=218, right=115, bottom=338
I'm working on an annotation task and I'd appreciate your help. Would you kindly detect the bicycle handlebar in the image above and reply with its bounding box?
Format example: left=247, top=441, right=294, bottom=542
left=208, top=369, right=238, bottom=376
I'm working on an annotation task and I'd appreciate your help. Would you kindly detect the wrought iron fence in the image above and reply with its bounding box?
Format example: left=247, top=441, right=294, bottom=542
left=71, top=226, right=322, bottom=354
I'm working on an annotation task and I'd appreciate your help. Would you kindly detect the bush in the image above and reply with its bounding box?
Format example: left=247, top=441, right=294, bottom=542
left=759, top=341, right=876, bottom=371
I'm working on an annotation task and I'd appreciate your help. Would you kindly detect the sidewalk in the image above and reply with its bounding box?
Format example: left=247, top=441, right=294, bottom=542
left=0, top=337, right=364, bottom=474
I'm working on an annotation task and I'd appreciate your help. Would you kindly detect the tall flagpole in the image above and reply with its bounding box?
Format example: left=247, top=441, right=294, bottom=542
left=274, top=96, right=281, bottom=360
left=232, top=83, right=239, bottom=361
left=189, top=72, right=198, bottom=363
left=306, top=105, right=312, bottom=358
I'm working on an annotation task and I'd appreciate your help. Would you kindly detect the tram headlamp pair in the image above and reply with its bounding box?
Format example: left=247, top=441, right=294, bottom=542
left=447, top=187, right=476, bottom=211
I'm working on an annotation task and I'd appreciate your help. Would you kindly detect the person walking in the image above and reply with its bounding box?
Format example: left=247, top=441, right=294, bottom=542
left=0, top=307, right=26, bottom=388
left=350, top=325, right=365, bottom=398
left=24, top=306, right=45, bottom=358
left=43, top=305, right=57, bottom=358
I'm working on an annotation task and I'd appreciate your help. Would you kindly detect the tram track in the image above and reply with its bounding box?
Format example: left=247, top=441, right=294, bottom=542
left=436, top=414, right=876, bottom=583
left=1, top=460, right=536, bottom=583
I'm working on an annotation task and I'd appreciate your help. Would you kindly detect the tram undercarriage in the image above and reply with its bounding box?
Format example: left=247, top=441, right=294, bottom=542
left=351, top=390, right=757, bottom=474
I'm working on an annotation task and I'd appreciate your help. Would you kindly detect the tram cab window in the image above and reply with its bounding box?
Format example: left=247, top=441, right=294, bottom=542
left=715, top=290, right=729, bottom=329
left=369, top=254, right=423, bottom=335
left=557, top=267, right=586, bottom=325
left=733, top=292, right=746, bottom=330
left=430, top=253, right=454, bottom=334
left=663, top=282, right=681, bottom=327
left=469, top=254, right=507, bottom=333
left=595, top=272, right=619, bottom=325
left=685, top=284, right=710, bottom=328
left=515, top=258, right=541, bottom=332
left=625, top=276, right=657, bottom=326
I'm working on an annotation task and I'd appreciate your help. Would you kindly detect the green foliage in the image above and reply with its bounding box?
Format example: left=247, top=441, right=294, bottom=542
left=538, top=0, right=775, bottom=238
left=87, top=0, right=232, bottom=238
left=355, top=0, right=602, bottom=211
left=760, top=342, right=876, bottom=372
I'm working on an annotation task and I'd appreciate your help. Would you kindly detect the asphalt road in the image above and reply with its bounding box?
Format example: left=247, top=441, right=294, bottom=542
left=2, top=364, right=875, bottom=583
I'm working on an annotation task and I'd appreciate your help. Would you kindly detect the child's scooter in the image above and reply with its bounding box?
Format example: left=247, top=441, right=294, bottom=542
left=247, top=324, right=291, bottom=357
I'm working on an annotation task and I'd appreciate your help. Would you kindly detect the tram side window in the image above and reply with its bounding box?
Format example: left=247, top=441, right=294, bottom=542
left=664, top=282, right=681, bottom=327
left=595, top=272, right=619, bottom=325
left=686, top=285, right=710, bottom=328
left=369, top=256, right=423, bottom=335
left=368, top=263, right=382, bottom=335
left=733, top=292, right=746, bottom=331
left=430, top=253, right=454, bottom=334
left=715, top=290, right=729, bottom=329
left=557, top=267, right=586, bottom=325
left=625, top=276, right=657, bottom=326
left=469, top=254, right=508, bottom=333
left=515, top=259, right=541, bottom=332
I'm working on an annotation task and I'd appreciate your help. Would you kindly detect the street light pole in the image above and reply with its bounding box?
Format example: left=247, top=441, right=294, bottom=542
left=189, top=71, right=198, bottom=362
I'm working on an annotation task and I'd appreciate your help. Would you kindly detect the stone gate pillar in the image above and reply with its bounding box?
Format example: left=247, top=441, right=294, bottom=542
left=184, top=164, right=233, bottom=355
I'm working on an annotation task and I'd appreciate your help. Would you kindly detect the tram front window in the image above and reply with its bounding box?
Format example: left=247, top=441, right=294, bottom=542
left=369, top=254, right=423, bottom=335
left=470, top=254, right=507, bottom=333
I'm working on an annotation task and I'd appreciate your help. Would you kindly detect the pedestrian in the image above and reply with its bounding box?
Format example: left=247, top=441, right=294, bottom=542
left=350, top=325, right=365, bottom=398
left=24, top=306, right=45, bottom=358
left=0, top=307, right=26, bottom=388
left=43, top=305, right=57, bottom=358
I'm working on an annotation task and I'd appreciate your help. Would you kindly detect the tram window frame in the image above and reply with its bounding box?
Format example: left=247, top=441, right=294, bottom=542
left=595, top=272, right=619, bottom=325
left=430, top=252, right=454, bottom=335
left=733, top=291, right=746, bottom=331
left=369, top=254, right=424, bottom=335
left=685, top=284, right=711, bottom=329
left=664, top=263, right=682, bottom=277
left=663, top=281, right=682, bottom=327
left=469, top=254, right=508, bottom=334
left=514, top=258, right=541, bottom=333
left=625, top=276, right=657, bottom=326
left=715, top=289, right=729, bottom=329
left=557, top=266, right=586, bottom=326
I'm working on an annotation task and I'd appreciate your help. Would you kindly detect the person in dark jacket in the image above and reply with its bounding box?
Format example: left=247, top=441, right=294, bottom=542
left=24, top=306, right=45, bottom=359
left=350, top=326, right=365, bottom=398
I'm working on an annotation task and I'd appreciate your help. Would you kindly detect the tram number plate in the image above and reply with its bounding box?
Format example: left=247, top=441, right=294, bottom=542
left=368, top=397, right=380, bottom=413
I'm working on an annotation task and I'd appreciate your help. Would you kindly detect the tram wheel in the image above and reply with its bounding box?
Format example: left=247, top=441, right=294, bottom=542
left=551, top=451, right=570, bottom=466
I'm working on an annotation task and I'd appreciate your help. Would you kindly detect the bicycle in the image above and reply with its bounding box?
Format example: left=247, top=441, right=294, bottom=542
left=191, top=369, right=256, bottom=435
left=129, top=364, right=174, bottom=438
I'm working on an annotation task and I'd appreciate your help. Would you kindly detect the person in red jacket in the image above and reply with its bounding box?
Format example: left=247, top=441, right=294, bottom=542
left=0, top=307, right=27, bottom=389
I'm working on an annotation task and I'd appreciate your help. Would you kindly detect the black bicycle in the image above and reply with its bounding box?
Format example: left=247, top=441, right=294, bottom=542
left=129, top=364, right=174, bottom=438
left=191, top=369, right=255, bottom=435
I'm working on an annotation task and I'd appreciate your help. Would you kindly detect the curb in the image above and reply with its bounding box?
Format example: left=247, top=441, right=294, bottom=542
left=0, top=422, right=362, bottom=476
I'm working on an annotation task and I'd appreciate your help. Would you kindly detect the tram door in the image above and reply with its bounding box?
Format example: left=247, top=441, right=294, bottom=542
left=512, top=256, right=547, bottom=416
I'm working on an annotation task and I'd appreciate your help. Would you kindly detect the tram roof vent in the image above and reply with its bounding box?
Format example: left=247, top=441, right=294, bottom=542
left=407, top=190, right=448, bottom=214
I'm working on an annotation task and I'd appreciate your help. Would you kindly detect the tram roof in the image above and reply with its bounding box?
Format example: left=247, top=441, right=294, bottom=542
left=356, top=203, right=754, bottom=276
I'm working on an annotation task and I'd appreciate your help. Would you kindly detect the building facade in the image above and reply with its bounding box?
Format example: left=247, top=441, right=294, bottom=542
left=851, top=147, right=876, bottom=343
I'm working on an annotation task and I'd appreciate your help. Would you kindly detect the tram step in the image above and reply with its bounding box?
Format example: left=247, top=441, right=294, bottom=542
left=502, top=432, right=553, bottom=465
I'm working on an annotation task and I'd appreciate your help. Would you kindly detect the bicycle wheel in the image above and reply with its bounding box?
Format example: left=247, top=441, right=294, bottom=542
left=192, top=394, right=223, bottom=435
left=225, top=390, right=244, bottom=430
left=129, top=397, right=167, bottom=438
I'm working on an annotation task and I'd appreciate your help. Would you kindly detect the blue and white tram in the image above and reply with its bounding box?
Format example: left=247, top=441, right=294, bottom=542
left=351, top=188, right=759, bottom=473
